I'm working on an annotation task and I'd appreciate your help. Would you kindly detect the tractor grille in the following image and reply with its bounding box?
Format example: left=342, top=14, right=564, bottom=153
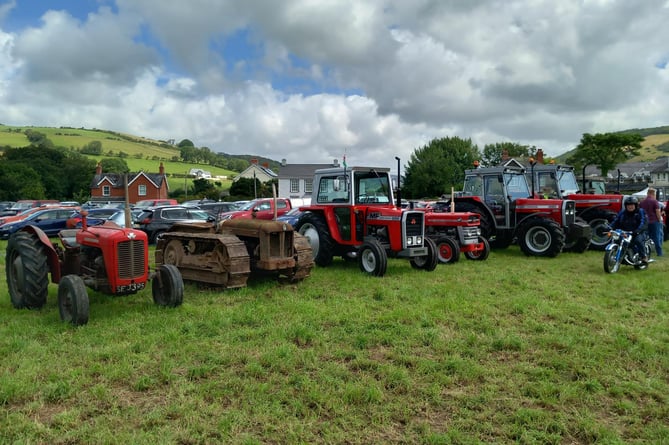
left=117, top=240, right=146, bottom=279
left=461, top=226, right=479, bottom=244
left=564, top=201, right=576, bottom=226
left=403, top=211, right=424, bottom=238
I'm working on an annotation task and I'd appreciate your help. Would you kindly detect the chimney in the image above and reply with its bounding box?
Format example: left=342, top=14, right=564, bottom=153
left=333, top=159, right=339, bottom=167
left=281, top=158, right=287, bottom=167
left=159, top=162, right=165, bottom=175
left=262, top=162, right=269, bottom=168
left=96, top=162, right=102, bottom=175
left=251, top=159, right=258, bottom=165
left=501, top=150, right=509, bottom=162
left=536, top=149, right=544, bottom=164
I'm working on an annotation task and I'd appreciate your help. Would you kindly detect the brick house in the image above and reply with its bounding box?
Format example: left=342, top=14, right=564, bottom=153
left=90, top=162, right=170, bottom=204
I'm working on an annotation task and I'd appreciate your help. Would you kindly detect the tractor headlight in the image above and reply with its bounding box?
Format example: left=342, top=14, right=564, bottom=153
left=407, top=237, right=413, bottom=246
left=416, top=236, right=422, bottom=245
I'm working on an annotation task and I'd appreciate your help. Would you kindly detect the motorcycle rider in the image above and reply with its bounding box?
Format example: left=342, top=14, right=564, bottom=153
left=611, top=196, right=648, bottom=262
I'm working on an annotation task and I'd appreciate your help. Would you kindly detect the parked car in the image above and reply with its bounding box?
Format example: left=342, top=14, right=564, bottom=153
left=0, top=199, right=60, bottom=216
left=196, top=202, right=240, bottom=220
left=276, top=208, right=303, bottom=227
left=134, top=206, right=214, bottom=243
left=133, top=199, right=178, bottom=210
left=219, top=198, right=292, bottom=221
left=73, top=210, right=129, bottom=228
left=0, top=201, right=15, bottom=212
left=0, top=207, right=47, bottom=227
left=0, top=207, right=77, bottom=239
left=66, top=207, right=121, bottom=229
left=182, top=198, right=216, bottom=207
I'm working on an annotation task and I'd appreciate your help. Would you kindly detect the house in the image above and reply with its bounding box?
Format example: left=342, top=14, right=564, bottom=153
left=90, top=162, right=170, bottom=204
left=189, top=168, right=212, bottom=179
left=234, top=159, right=277, bottom=183
left=277, top=159, right=341, bottom=201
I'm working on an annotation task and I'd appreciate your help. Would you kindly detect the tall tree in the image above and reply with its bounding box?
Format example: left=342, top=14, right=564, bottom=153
left=402, top=137, right=481, bottom=199
left=100, top=158, right=130, bottom=174
left=567, top=132, right=643, bottom=177
left=481, top=142, right=536, bottom=166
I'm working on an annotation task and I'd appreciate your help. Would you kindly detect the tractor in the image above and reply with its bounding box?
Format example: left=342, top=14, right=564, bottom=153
left=6, top=211, right=183, bottom=326
left=423, top=208, right=490, bottom=263
left=453, top=165, right=592, bottom=257
left=295, top=166, right=438, bottom=276
left=526, top=163, right=623, bottom=249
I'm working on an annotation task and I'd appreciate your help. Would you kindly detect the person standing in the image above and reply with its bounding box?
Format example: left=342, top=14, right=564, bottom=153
left=639, top=188, right=663, bottom=257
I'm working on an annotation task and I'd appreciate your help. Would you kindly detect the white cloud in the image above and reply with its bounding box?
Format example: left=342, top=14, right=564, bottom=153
left=0, top=0, right=668, bottom=170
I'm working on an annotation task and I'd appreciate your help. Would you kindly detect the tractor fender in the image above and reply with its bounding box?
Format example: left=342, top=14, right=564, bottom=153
left=578, top=205, right=610, bottom=219
left=515, top=211, right=552, bottom=229
left=20, top=225, right=62, bottom=283
left=453, top=197, right=497, bottom=230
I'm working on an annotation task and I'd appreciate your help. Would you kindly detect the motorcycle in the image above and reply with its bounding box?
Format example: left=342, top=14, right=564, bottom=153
left=603, top=229, right=654, bottom=273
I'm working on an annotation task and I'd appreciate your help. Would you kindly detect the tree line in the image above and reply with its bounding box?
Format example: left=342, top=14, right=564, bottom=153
left=401, top=132, right=643, bottom=199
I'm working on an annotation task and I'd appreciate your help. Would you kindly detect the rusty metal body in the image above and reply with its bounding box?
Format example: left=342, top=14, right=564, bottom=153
left=155, top=218, right=313, bottom=288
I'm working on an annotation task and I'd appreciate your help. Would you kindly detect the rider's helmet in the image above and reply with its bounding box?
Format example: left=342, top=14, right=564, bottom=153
left=624, top=196, right=639, bottom=209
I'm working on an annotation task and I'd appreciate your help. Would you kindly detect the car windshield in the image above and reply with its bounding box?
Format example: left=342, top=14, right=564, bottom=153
left=239, top=201, right=258, bottom=211
left=188, top=210, right=211, bottom=219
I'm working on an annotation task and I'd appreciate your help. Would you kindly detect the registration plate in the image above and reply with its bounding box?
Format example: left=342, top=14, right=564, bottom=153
left=116, top=282, right=146, bottom=293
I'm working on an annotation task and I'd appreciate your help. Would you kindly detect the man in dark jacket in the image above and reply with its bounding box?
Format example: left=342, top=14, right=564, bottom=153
left=611, top=196, right=648, bottom=262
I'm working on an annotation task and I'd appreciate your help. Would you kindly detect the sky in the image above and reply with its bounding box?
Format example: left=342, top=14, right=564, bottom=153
left=1, top=0, right=668, bottom=171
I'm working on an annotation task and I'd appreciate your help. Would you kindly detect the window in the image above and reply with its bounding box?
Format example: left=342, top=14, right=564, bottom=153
left=290, top=179, right=299, bottom=193
left=138, top=184, right=147, bottom=196
left=102, top=185, right=110, bottom=196
left=305, top=179, right=313, bottom=193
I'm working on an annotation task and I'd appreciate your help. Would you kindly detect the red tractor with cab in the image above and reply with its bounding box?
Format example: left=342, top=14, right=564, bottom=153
left=6, top=210, right=183, bottom=326
left=295, top=166, right=438, bottom=276
left=453, top=165, right=592, bottom=257
left=526, top=163, right=623, bottom=250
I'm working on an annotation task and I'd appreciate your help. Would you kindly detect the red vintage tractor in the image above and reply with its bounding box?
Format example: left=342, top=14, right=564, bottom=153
left=295, top=166, right=438, bottom=276
left=423, top=208, right=490, bottom=263
left=6, top=211, right=183, bottom=326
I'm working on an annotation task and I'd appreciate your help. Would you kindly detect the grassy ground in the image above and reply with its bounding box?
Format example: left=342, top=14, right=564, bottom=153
left=0, top=241, right=667, bottom=444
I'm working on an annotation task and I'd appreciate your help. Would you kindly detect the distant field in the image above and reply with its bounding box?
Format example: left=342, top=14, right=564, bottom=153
left=0, top=125, right=238, bottom=190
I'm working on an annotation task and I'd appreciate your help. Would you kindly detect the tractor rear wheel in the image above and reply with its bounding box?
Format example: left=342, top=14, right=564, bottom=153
left=296, top=213, right=335, bottom=267
left=465, top=236, right=490, bottom=261
left=358, top=239, right=387, bottom=276
left=586, top=210, right=616, bottom=250
left=58, top=275, right=90, bottom=326
left=435, top=236, right=460, bottom=264
left=410, top=237, right=439, bottom=271
left=6, top=231, right=49, bottom=309
left=518, top=218, right=565, bottom=257
left=152, top=264, right=184, bottom=307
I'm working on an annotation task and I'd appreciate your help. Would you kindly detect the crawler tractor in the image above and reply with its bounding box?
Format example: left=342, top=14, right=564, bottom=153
left=154, top=218, right=314, bottom=288
left=295, top=166, right=438, bottom=276
left=6, top=212, right=183, bottom=326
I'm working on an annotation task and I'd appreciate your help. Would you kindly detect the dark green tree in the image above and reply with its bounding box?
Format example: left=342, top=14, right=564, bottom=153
left=81, top=140, right=103, bottom=155
left=567, top=132, right=643, bottom=177
left=228, top=177, right=261, bottom=200
left=100, top=158, right=130, bottom=174
left=0, top=163, right=45, bottom=200
left=192, top=178, right=218, bottom=199
left=177, top=139, right=194, bottom=148
left=481, top=142, right=536, bottom=167
left=402, top=137, right=481, bottom=199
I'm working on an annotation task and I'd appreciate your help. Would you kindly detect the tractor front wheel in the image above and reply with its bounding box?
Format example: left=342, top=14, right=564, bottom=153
left=518, top=219, right=565, bottom=257
left=587, top=210, right=616, bottom=250
left=410, top=237, right=439, bottom=271
left=465, top=236, right=490, bottom=261
left=152, top=264, right=184, bottom=307
left=358, top=239, right=388, bottom=277
left=6, top=231, right=49, bottom=309
left=58, top=275, right=90, bottom=326
left=435, top=236, right=460, bottom=264
left=296, top=213, right=335, bottom=267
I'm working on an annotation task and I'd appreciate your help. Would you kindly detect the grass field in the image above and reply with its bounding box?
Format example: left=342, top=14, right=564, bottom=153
left=0, top=240, right=667, bottom=444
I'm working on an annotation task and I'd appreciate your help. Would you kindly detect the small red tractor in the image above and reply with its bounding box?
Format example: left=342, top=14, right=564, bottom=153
left=6, top=211, right=183, bottom=326
left=422, top=208, right=490, bottom=263
left=454, top=165, right=592, bottom=257
left=295, top=165, right=438, bottom=276
left=526, top=163, right=623, bottom=250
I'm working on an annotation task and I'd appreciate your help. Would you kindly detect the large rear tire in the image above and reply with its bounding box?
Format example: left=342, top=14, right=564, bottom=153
left=518, top=218, right=565, bottom=257
left=152, top=264, right=184, bottom=307
left=410, top=237, right=439, bottom=271
left=586, top=210, right=616, bottom=250
left=296, top=213, right=335, bottom=267
left=6, top=231, right=49, bottom=309
left=358, top=239, right=387, bottom=277
left=435, top=236, right=459, bottom=264
left=58, top=275, right=90, bottom=326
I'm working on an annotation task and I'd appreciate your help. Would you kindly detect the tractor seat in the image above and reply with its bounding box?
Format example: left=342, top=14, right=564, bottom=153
left=59, top=229, right=80, bottom=249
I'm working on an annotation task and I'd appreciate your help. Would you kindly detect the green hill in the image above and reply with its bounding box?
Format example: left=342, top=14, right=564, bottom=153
left=555, top=125, right=669, bottom=163
left=0, top=124, right=281, bottom=189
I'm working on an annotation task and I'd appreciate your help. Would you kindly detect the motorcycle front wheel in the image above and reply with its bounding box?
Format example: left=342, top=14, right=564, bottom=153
left=604, top=245, right=621, bottom=273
